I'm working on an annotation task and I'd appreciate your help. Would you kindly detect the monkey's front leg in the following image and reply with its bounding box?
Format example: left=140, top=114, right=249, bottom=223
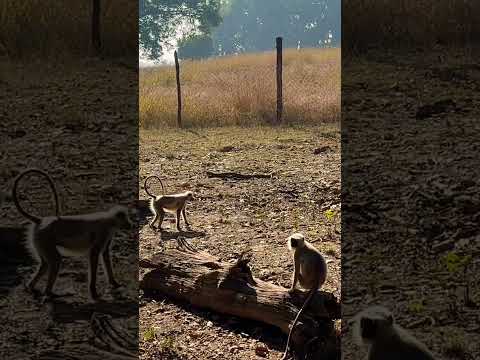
left=288, top=261, right=299, bottom=294
left=182, top=208, right=190, bottom=227
left=88, top=249, right=101, bottom=300
left=176, top=209, right=182, bottom=231
left=102, top=248, right=120, bottom=288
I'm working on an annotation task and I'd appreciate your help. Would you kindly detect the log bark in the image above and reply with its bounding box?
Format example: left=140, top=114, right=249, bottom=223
left=140, top=248, right=340, bottom=355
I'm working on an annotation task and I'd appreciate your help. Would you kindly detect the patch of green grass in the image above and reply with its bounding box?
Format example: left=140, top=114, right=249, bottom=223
left=143, top=327, right=156, bottom=342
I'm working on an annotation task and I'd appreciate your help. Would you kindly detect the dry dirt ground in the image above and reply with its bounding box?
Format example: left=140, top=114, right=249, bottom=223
left=0, top=59, right=138, bottom=358
left=139, top=126, right=341, bottom=359
left=341, top=50, right=480, bottom=360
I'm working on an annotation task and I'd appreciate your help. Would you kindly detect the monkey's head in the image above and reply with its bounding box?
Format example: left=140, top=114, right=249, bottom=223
left=287, top=233, right=305, bottom=251
left=110, top=205, right=134, bottom=230
left=353, top=306, right=394, bottom=346
left=185, top=191, right=195, bottom=201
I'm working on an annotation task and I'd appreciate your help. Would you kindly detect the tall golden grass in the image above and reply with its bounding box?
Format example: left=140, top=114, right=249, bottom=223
left=344, top=0, right=480, bottom=52
left=140, top=48, right=340, bottom=128
left=0, top=0, right=137, bottom=58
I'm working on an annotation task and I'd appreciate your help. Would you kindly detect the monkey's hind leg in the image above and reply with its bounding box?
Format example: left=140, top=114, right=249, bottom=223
left=149, top=208, right=159, bottom=230
left=182, top=208, right=190, bottom=227
left=27, top=259, right=48, bottom=292
left=101, top=248, right=120, bottom=289
left=43, top=251, right=62, bottom=299
left=157, top=208, right=165, bottom=231
left=88, top=249, right=101, bottom=301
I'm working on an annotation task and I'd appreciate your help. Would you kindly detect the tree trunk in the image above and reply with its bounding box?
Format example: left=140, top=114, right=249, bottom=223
left=140, top=248, right=340, bottom=357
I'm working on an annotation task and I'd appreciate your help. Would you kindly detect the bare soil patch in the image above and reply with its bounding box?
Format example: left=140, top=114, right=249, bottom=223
left=0, top=59, right=138, bottom=358
left=139, top=126, right=341, bottom=359
left=342, top=51, right=480, bottom=359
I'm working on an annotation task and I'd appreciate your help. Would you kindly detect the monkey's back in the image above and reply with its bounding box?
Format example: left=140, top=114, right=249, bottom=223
left=298, top=245, right=327, bottom=289
left=369, top=327, right=437, bottom=360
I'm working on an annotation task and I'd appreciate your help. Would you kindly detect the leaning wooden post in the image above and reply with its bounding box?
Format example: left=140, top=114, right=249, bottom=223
left=276, top=36, right=283, bottom=124
left=174, top=50, right=182, bottom=128
left=92, top=0, right=101, bottom=52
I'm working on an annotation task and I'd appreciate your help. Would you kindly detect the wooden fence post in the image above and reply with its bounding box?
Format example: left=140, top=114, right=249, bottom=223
left=92, top=0, right=101, bottom=52
left=276, top=36, right=283, bottom=124
left=174, top=50, right=182, bottom=128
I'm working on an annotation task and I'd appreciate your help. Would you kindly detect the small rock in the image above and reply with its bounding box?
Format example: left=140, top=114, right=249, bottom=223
left=255, top=344, right=269, bottom=357
left=219, top=145, right=236, bottom=152
left=313, top=146, right=331, bottom=154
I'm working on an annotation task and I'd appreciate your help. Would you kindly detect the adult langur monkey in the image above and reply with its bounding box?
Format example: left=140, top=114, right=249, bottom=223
left=12, top=168, right=133, bottom=301
left=144, top=175, right=194, bottom=231
left=281, top=233, right=327, bottom=360
left=353, top=305, right=438, bottom=360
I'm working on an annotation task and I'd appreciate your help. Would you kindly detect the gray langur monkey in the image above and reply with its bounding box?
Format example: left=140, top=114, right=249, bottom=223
left=12, top=168, right=133, bottom=301
left=281, top=233, right=327, bottom=360
left=144, top=175, right=194, bottom=231
left=353, top=305, right=438, bottom=360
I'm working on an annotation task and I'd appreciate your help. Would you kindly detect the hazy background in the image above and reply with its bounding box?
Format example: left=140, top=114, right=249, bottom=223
left=139, top=0, right=341, bottom=66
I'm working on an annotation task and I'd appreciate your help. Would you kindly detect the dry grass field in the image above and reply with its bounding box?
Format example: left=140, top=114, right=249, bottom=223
left=344, top=0, right=480, bottom=51
left=140, top=47, right=340, bottom=128
left=0, top=0, right=137, bottom=58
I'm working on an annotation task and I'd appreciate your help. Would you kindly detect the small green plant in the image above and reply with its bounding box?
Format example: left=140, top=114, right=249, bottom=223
left=443, top=252, right=471, bottom=273
left=443, top=331, right=469, bottom=358
left=408, top=300, right=425, bottom=313
left=323, top=208, right=338, bottom=240
left=324, top=209, right=336, bottom=222
left=159, top=336, right=176, bottom=351
left=324, top=244, right=337, bottom=257
left=443, top=252, right=474, bottom=307
left=143, top=327, right=156, bottom=342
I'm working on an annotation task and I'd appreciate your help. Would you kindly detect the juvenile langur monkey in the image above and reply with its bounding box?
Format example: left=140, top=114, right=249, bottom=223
left=353, top=306, right=437, bottom=360
left=13, top=168, right=133, bottom=301
left=281, top=233, right=327, bottom=360
left=144, top=175, right=194, bottom=231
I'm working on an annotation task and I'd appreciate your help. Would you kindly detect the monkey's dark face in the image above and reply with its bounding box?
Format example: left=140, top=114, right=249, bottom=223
left=114, top=209, right=133, bottom=230
left=186, top=192, right=194, bottom=201
left=287, top=233, right=305, bottom=250
left=360, top=317, right=377, bottom=340
left=359, top=312, right=393, bottom=342
left=290, top=238, right=298, bottom=248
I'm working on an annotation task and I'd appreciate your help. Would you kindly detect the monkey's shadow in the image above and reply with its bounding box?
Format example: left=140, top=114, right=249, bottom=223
left=158, top=228, right=206, bottom=240
left=49, top=296, right=138, bottom=323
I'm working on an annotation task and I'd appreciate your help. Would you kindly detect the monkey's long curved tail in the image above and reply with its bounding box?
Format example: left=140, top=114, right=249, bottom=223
left=12, top=168, right=59, bottom=224
left=281, top=287, right=318, bottom=360
left=144, top=175, right=165, bottom=198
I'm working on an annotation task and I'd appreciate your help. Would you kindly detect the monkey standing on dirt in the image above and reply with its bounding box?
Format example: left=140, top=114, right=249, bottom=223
left=281, top=233, right=328, bottom=360
left=12, top=168, right=133, bottom=301
left=144, top=174, right=194, bottom=231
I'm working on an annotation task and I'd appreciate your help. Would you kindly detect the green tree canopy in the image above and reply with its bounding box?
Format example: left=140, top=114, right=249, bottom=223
left=139, top=0, right=222, bottom=59
left=178, top=34, right=214, bottom=59
left=212, top=0, right=340, bottom=55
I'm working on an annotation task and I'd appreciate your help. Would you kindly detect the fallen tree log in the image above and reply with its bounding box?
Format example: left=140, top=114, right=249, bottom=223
left=206, top=170, right=273, bottom=180
left=140, top=248, right=340, bottom=358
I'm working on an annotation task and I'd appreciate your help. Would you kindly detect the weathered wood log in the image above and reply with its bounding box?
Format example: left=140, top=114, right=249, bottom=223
left=206, top=171, right=273, bottom=180
left=140, top=248, right=340, bottom=357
